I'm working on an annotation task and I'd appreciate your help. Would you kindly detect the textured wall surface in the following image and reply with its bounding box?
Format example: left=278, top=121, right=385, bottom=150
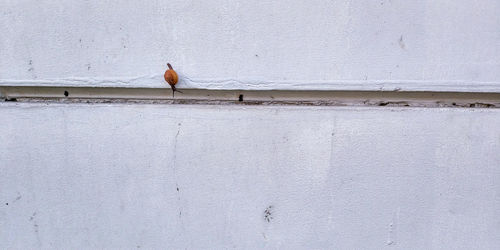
left=1, top=103, right=500, bottom=249
left=1, top=1, right=499, bottom=87
left=2, top=1, right=500, bottom=249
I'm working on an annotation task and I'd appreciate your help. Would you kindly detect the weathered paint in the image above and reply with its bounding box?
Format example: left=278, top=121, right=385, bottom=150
left=2, top=0, right=500, bottom=248
left=1, top=103, right=500, bottom=249
left=1, top=1, right=500, bottom=91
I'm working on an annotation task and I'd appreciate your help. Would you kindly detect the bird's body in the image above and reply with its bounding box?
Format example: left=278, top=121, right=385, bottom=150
left=164, top=63, right=181, bottom=97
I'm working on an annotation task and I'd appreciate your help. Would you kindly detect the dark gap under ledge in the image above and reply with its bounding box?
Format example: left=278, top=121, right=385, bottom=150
left=1, top=86, right=500, bottom=108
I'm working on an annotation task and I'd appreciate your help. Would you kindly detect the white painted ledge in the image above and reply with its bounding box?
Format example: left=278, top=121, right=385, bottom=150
left=1, top=76, right=500, bottom=93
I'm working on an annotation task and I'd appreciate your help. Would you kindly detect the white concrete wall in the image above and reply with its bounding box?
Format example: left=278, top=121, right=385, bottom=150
left=2, top=1, right=500, bottom=249
left=1, top=1, right=500, bottom=91
left=1, top=103, right=500, bottom=249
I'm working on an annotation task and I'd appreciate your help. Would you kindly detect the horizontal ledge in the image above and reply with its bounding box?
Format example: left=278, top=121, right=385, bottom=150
left=2, top=86, right=500, bottom=108
left=1, top=76, right=500, bottom=93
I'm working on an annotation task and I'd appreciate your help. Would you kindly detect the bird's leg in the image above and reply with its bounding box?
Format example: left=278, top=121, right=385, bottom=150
left=170, top=84, right=183, bottom=98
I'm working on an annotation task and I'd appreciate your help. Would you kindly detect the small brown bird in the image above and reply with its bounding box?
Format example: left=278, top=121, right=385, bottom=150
left=164, top=63, right=182, bottom=97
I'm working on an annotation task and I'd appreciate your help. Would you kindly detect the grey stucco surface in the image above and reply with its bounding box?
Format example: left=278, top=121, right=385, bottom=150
left=1, top=103, right=499, bottom=249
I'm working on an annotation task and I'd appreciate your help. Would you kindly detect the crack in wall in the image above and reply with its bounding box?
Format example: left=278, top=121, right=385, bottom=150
left=171, top=122, right=185, bottom=232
